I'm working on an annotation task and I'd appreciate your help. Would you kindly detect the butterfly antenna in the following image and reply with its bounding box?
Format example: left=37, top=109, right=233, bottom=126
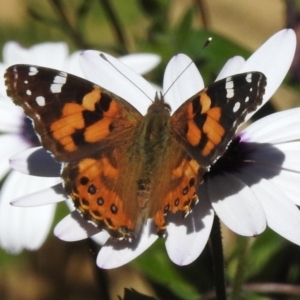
left=163, top=37, right=212, bottom=97
left=99, top=53, right=154, bottom=103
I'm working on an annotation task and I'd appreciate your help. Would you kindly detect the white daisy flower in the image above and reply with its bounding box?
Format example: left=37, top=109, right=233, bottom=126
left=0, top=42, right=161, bottom=254
left=9, top=29, right=297, bottom=268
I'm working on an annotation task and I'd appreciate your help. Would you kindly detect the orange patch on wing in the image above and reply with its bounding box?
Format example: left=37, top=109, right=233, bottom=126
left=78, top=157, right=119, bottom=180
left=51, top=104, right=85, bottom=134
left=105, top=99, right=120, bottom=117
left=100, top=156, right=119, bottom=178
left=187, top=120, right=202, bottom=146
left=62, top=103, right=85, bottom=115
left=155, top=158, right=200, bottom=231
left=84, top=99, right=121, bottom=142
left=203, top=115, right=225, bottom=144
left=59, top=136, right=78, bottom=152
left=172, top=159, right=185, bottom=178
left=201, top=108, right=225, bottom=156
left=207, top=107, right=221, bottom=121
left=202, top=140, right=215, bottom=156
left=199, top=90, right=211, bottom=113
left=51, top=103, right=85, bottom=151
left=75, top=157, right=133, bottom=232
left=153, top=211, right=166, bottom=231
left=84, top=118, right=112, bottom=142
left=188, top=159, right=200, bottom=174
left=82, top=87, right=101, bottom=111
left=78, top=158, right=100, bottom=177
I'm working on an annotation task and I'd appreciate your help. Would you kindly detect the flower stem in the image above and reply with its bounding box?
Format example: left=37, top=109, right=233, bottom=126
left=98, top=0, right=128, bottom=53
left=50, top=0, right=89, bottom=49
left=87, top=239, right=111, bottom=300
left=209, top=215, right=227, bottom=300
left=230, top=237, right=251, bottom=300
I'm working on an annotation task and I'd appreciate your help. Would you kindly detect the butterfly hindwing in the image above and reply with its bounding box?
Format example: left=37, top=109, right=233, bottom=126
left=5, top=64, right=142, bottom=162
left=171, top=72, right=266, bottom=167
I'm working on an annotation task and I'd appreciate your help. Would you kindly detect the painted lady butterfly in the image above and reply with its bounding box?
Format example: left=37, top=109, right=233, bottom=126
left=5, top=61, right=266, bottom=238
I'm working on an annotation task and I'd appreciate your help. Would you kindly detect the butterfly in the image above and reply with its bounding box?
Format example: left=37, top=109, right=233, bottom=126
left=5, top=63, right=266, bottom=238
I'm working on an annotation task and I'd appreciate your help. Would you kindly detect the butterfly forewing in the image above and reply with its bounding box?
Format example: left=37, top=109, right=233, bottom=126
left=5, top=65, right=142, bottom=162
left=171, top=72, right=266, bottom=168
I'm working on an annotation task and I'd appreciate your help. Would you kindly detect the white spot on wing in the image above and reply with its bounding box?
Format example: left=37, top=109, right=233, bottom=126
left=233, top=102, right=240, bottom=112
left=50, top=72, right=67, bottom=93
left=245, top=96, right=249, bottom=103
left=26, top=90, right=32, bottom=96
left=24, top=80, right=28, bottom=84
left=246, top=73, right=252, bottom=83
left=226, top=89, right=234, bottom=98
left=225, top=77, right=234, bottom=98
left=29, top=67, right=38, bottom=76
left=36, top=96, right=46, bottom=106
left=13, top=66, right=18, bottom=79
left=13, top=67, right=18, bottom=88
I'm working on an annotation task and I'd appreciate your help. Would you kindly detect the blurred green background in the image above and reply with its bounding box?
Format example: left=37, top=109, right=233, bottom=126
left=1, top=0, right=300, bottom=299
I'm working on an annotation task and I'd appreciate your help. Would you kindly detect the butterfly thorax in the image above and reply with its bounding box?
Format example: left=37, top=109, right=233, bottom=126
left=140, top=95, right=172, bottom=155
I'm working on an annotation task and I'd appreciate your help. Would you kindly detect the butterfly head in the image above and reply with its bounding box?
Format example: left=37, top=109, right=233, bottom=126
left=147, top=92, right=171, bottom=115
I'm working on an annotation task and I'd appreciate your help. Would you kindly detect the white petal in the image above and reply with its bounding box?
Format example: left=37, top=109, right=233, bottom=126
left=0, top=62, right=6, bottom=93
left=118, top=53, right=161, bottom=75
left=239, top=142, right=300, bottom=205
left=3, top=42, right=69, bottom=69
left=54, top=211, right=106, bottom=241
left=244, top=142, right=293, bottom=172
left=64, top=50, right=84, bottom=77
left=97, top=220, right=158, bottom=269
left=208, top=173, right=266, bottom=236
left=0, top=98, right=23, bottom=133
left=165, top=188, right=214, bottom=265
left=10, top=147, right=61, bottom=177
left=241, top=176, right=300, bottom=245
left=240, top=29, right=296, bottom=121
left=215, top=56, right=246, bottom=81
left=0, top=170, right=56, bottom=253
left=66, top=51, right=160, bottom=79
left=163, top=54, right=204, bottom=113
left=269, top=169, right=300, bottom=206
left=11, top=182, right=66, bottom=206
left=249, top=142, right=300, bottom=172
left=91, top=231, right=112, bottom=246
left=61, top=202, right=110, bottom=246
left=3, top=42, right=30, bottom=65
left=242, top=108, right=300, bottom=143
left=0, top=134, right=28, bottom=180
left=80, top=50, right=155, bottom=115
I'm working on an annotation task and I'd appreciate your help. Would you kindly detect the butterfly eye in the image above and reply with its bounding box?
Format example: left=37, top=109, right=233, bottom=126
left=163, top=102, right=172, bottom=112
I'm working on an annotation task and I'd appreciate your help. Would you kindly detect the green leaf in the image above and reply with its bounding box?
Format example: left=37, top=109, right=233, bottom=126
left=132, top=240, right=200, bottom=300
